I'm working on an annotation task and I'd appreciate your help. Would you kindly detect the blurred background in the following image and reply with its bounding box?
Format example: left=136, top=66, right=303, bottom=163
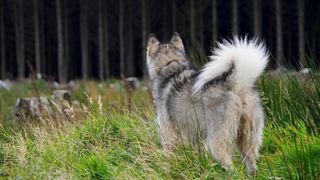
left=0, top=0, right=319, bottom=82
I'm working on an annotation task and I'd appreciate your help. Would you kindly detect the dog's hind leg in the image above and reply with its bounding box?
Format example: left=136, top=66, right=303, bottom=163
left=237, top=91, right=264, bottom=175
left=207, top=135, right=234, bottom=170
left=157, top=113, right=179, bottom=151
left=205, top=92, right=242, bottom=170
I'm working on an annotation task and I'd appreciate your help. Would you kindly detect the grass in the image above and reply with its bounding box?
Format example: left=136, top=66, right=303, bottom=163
left=0, top=72, right=319, bottom=179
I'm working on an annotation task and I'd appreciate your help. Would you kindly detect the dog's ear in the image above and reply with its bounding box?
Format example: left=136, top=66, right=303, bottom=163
left=170, top=32, right=184, bottom=52
left=147, top=34, right=160, bottom=55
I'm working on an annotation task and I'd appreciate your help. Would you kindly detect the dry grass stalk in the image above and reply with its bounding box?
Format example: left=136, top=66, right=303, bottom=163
left=121, top=74, right=134, bottom=113
left=27, top=61, right=43, bottom=113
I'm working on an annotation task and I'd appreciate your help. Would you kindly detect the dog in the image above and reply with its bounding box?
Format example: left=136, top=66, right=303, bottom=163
left=146, top=32, right=268, bottom=174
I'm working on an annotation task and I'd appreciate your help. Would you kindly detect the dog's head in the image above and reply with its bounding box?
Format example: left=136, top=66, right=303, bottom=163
left=146, top=32, right=188, bottom=80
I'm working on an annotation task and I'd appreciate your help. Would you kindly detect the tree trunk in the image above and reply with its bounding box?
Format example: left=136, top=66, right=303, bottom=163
left=318, top=33, right=320, bottom=62
left=171, top=0, right=177, bottom=32
left=287, top=26, right=292, bottom=62
left=162, top=1, right=168, bottom=39
left=189, top=0, right=196, bottom=45
left=253, top=0, right=261, bottom=37
left=212, top=0, right=218, bottom=45
left=98, top=0, right=109, bottom=79
left=141, top=0, right=148, bottom=75
left=33, top=0, right=41, bottom=76
left=231, top=0, right=238, bottom=35
left=310, top=24, right=319, bottom=58
left=63, top=0, right=69, bottom=80
left=15, top=0, right=25, bottom=79
left=80, top=0, right=88, bottom=80
left=297, top=0, right=305, bottom=68
left=56, top=0, right=66, bottom=83
left=39, top=0, right=46, bottom=76
left=103, top=2, right=109, bottom=79
left=126, top=0, right=134, bottom=76
left=119, top=0, right=125, bottom=76
left=267, top=7, right=274, bottom=61
left=275, top=0, right=283, bottom=67
left=98, top=0, right=104, bottom=80
left=0, top=2, right=5, bottom=79
left=198, top=1, right=204, bottom=49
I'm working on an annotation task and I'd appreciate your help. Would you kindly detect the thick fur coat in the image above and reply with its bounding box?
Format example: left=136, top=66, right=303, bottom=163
left=146, top=33, right=269, bottom=174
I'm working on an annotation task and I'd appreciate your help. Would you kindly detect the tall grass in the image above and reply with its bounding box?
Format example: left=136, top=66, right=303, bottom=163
left=260, top=71, right=320, bottom=136
left=0, top=67, right=319, bottom=178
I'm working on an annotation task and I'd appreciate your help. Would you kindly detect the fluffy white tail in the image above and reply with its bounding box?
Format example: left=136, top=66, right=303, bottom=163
left=193, top=37, right=269, bottom=93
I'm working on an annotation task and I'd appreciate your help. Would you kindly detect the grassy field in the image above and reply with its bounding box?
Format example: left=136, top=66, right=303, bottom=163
left=0, top=72, right=319, bottom=179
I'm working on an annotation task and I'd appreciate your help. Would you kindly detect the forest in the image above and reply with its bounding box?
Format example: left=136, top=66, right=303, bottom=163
left=0, top=0, right=319, bottom=82
left=0, top=0, right=320, bottom=179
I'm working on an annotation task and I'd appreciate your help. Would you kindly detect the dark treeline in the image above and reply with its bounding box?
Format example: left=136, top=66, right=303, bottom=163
left=0, top=0, right=319, bottom=82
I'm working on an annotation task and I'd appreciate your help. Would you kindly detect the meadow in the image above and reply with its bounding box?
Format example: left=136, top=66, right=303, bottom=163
left=0, top=71, right=319, bottom=179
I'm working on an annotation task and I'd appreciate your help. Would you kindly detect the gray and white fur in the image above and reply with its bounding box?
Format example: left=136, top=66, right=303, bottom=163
left=146, top=32, right=269, bottom=174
